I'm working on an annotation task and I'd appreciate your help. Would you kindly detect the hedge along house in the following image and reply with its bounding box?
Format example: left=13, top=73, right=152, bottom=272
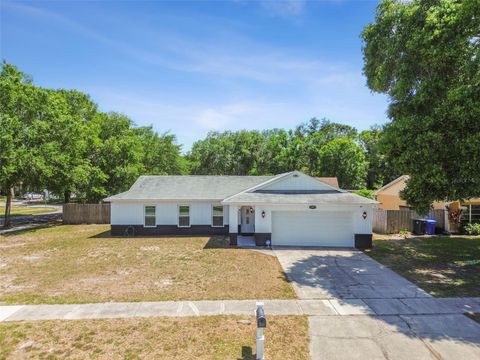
left=105, top=171, right=378, bottom=249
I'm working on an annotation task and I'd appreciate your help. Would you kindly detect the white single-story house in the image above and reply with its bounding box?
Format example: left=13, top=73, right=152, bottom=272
left=105, top=171, right=377, bottom=248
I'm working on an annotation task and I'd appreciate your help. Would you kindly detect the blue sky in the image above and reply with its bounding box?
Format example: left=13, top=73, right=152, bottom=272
left=1, top=0, right=388, bottom=150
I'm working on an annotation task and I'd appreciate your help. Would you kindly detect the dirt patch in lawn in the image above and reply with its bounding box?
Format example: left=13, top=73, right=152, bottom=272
left=365, top=235, right=480, bottom=297
left=0, top=225, right=295, bottom=304
left=0, top=316, right=309, bottom=360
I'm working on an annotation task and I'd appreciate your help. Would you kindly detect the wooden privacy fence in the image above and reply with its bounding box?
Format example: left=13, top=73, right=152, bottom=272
left=63, top=203, right=110, bottom=224
left=373, top=208, right=445, bottom=234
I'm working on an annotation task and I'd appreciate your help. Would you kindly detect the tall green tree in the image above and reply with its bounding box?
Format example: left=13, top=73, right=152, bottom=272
left=316, top=138, right=368, bottom=189
left=44, top=89, right=100, bottom=203
left=91, top=112, right=144, bottom=199
left=299, top=119, right=358, bottom=176
left=359, top=126, right=400, bottom=189
left=135, top=126, right=188, bottom=175
left=0, top=62, right=73, bottom=226
left=188, top=130, right=265, bottom=175
left=362, top=0, right=480, bottom=213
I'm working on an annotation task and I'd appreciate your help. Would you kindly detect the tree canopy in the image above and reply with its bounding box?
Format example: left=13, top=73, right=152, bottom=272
left=317, top=138, right=368, bottom=189
left=0, top=61, right=186, bottom=226
left=1, top=61, right=403, bottom=227
left=187, top=118, right=392, bottom=190
left=362, top=0, right=480, bottom=213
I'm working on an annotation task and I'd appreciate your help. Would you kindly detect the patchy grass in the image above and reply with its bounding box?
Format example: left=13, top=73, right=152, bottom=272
left=366, top=235, right=480, bottom=297
left=0, top=225, right=295, bottom=304
left=0, top=206, right=57, bottom=217
left=0, top=316, right=309, bottom=360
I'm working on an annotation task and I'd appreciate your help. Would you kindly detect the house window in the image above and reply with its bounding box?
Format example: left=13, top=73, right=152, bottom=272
left=460, top=204, right=480, bottom=225
left=472, top=205, right=480, bottom=224
left=178, top=205, right=190, bottom=227
left=144, top=206, right=156, bottom=227
left=212, top=205, right=224, bottom=227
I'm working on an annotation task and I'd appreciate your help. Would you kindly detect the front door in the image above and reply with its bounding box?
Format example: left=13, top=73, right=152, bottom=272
left=241, top=206, right=255, bottom=234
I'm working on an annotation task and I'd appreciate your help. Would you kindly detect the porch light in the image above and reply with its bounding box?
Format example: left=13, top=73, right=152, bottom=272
left=261, top=211, right=265, bottom=218
left=362, top=211, right=368, bottom=219
left=249, top=207, right=254, bottom=214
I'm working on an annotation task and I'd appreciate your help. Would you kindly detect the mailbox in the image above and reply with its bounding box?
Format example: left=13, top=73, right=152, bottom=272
left=256, top=305, right=266, bottom=328
left=255, top=302, right=266, bottom=360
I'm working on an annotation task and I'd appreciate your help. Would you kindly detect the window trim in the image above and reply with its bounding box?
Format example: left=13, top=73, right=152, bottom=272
left=211, top=205, right=224, bottom=228
left=178, top=205, right=191, bottom=228
left=144, top=205, right=156, bottom=228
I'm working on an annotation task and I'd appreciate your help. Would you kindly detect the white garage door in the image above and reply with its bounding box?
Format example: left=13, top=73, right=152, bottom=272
left=271, top=211, right=354, bottom=247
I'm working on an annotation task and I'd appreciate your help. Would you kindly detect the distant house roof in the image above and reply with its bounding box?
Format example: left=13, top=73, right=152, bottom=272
left=316, top=177, right=339, bottom=188
left=372, top=175, right=409, bottom=196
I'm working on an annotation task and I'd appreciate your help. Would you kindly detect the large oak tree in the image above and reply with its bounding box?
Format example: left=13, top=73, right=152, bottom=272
left=362, top=0, right=480, bottom=213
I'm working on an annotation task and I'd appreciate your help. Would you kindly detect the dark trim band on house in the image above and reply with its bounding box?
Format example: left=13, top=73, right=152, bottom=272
left=111, top=225, right=229, bottom=236
left=354, top=234, right=372, bottom=249
left=254, top=233, right=271, bottom=246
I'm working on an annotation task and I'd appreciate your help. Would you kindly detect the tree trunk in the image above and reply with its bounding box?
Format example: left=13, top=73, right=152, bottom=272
left=64, top=190, right=71, bottom=203
left=3, top=187, right=13, bottom=228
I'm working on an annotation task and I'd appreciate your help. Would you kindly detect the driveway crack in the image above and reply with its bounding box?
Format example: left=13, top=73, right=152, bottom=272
left=399, top=315, right=444, bottom=360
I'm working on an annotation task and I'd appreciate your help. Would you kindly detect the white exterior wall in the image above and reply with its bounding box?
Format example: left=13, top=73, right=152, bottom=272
left=253, top=204, right=374, bottom=234
left=228, top=205, right=239, bottom=233
left=111, top=201, right=229, bottom=226
left=111, top=202, right=144, bottom=225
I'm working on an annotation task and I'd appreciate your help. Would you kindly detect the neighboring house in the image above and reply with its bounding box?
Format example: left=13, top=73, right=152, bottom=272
left=373, top=175, right=480, bottom=229
left=105, top=171, right=377, bottom=249
left=372, top=175, right=411, bottom=210
left=315, top=177, right=339, bottom=188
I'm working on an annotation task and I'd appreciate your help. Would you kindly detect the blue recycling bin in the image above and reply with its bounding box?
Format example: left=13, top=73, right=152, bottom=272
left=425, top=219, right=437, bottom=235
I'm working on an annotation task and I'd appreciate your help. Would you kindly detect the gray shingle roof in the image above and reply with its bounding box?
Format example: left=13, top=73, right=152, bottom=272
left=105, top=172, right=377, bottom=205
left=221, top=191, right=378, bottom=205
left=104, top=175, right=275, bottom=201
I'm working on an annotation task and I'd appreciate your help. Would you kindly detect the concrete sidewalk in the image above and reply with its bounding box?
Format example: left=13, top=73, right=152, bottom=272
left=1, top=297, right=480, bottom=322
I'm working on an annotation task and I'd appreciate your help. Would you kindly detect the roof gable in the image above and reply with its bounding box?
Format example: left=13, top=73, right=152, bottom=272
left=373, top=175, right=409, bottom=196
left=259, top=171, right=339, bottom=192
left=222, top=171, right=340, bottom=202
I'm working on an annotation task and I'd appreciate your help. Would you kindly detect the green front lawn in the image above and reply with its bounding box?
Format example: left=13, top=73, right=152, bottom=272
left=0, top=225, right=295, bottom=304
left=365, top=235, right=480, bottom=297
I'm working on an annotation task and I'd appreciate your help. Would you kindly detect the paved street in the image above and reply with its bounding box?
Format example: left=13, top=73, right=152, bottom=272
left=0, top=204, right=62, bottom=233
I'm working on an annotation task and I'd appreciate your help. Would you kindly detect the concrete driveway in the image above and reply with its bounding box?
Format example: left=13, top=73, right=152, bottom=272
left=274, top=248, right=430, bottom=300
left=274, top=248, right=480, bottom=359
left=310, top=314, right=480, bottom=360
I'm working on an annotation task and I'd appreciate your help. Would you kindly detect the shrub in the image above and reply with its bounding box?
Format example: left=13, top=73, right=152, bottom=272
left=464, top=223, right=480, bottom=235
left=353, top=189, right=374, bottom=199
